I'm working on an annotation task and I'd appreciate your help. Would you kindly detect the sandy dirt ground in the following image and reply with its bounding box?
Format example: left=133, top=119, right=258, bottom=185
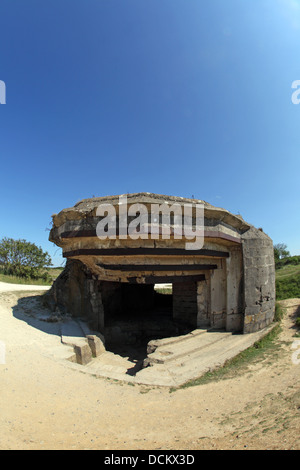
left=0, top=282, right=299, bottom=450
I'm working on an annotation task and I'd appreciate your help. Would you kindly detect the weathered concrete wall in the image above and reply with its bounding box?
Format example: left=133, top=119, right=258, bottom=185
left=173, top=281, right=198, bottom=328
left=226, top=246, right=244, bottom=332
left=45, top=260, right=88, bottom=316
left=197, top=278, right=211, bottom=328
left=210, top=259, right=227, bottom=329
left=44, top=260, right=104, bottom=331
left=241, top=227, right=275, bottom=333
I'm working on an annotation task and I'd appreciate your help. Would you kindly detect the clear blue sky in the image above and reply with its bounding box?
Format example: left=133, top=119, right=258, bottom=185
left=0, top=0, right=299, bottom=266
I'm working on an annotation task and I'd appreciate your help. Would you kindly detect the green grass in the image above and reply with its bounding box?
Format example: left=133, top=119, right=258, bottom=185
left=274, top=302, right=285, bottom=322
left=276, top=272, right=300, bottom=300
left=154, top=287, right=172, bottom=295
left=275, top=260, right=300, bottom=301
left=0, top=266, right=63, bottom=286
left=276, top=263, right=300, bottom=280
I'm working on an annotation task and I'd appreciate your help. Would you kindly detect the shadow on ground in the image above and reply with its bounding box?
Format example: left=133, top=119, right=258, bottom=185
left=12, top=292, right=62, bottom=337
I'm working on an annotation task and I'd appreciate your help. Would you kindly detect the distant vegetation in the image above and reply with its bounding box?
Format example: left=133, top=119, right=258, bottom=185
left=275, top=247, right=300, bottom=300
left=275, top=255, right=300, bottom=270
left=274, top=243, right=290, bottom=264
left=0, top=237, right=63, bottom=285
left=0, top=266, right=63, bottom=286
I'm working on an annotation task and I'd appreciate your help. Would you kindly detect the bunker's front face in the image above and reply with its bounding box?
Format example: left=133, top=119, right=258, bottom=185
left=46, top=193, right=276, bottom=385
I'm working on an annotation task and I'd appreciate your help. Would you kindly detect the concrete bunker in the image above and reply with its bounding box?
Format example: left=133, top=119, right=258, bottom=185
left=46, top=193, right=276, bottom=367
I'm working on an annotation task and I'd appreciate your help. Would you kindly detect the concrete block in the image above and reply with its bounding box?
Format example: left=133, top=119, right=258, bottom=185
left=74, top=342, right=93, bottom=365
left=87, top=334, right=105, bottom=357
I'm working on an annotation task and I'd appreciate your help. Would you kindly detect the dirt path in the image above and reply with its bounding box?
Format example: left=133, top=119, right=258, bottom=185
left=0, top=286, right=299, bottom=450
left=0, top=281, right=50, bottom=292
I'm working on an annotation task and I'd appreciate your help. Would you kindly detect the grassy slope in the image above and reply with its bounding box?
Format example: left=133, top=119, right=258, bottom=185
left=275, top=263, right=300, bottom=300
left=276, top=264, right=300, bottom=280
left=0, top=267, right=63, bottom=286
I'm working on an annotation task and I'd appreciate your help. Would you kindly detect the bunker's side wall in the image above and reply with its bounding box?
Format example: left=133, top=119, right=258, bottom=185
left=44, top=260, right=103, bottom=330
left=241, top=227, right=276, bottom=333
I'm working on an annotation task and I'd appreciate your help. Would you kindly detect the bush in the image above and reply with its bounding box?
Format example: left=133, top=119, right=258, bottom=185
left=274, top=243, right=290, bottom=263
left=276, top=255, right=300, bottom=270
left=0, top=237, right=52, bottom=280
